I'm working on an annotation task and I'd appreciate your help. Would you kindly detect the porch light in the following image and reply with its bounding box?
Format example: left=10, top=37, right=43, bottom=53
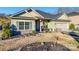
left=40, top=20, right=42, bottom=22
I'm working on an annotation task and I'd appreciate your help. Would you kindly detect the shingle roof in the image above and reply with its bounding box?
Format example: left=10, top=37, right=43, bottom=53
left=11, top=9, right=58, bottom=20
left=53, top=13, right=63, bottom=19
left=35, top=10, right=69, bottom=20
left=11, top=8, right=72, bottom=21
left=35, top=10, right=56, bottom=19
left=12, top=10, right=26, bottom=17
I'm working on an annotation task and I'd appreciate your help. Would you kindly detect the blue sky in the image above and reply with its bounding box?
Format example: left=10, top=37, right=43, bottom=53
left=0, top=7, right=79, bottom=15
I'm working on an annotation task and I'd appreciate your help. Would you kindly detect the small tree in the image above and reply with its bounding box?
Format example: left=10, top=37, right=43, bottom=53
left=69, top=23, right=75, bottom=30
left=2, top=24, right=12, bottom=39
left=0, top=16, right=11, bottom=39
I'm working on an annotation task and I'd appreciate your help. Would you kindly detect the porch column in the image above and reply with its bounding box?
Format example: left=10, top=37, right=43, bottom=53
left=40, top=19, right=43, bottom=32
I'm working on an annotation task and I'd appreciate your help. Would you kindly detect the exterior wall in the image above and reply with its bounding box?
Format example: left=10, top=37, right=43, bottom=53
left=47, top=21, right=70, bottom=32
left=11, top=19, right=35, bottom=34
left=28, top=11, right=42, bottom=17
left=20, top=12, right=33, bottom=17
left=20, top=11, right=42, bottom=18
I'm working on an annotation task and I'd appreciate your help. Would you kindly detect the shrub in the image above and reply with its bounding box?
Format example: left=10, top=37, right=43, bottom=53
left=32, top=30, right=37, bottom=34
left=2, top=25, right=12, bottom=39
left=2, top=29, right=11, bottom=38
left=32, top=30, right=37, bottom=36
left=0, top=16, right=11, bottom=39
left=69, top=23, right=75, bottom=30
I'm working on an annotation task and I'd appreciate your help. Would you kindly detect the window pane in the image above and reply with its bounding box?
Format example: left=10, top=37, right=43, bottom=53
left=25, top=22, right=29, bottom=29
left=19, top=22, right=24, bottom=30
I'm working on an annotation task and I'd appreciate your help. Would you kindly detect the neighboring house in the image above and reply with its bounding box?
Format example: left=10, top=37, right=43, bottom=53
left=10, top=8, right=70, bottom=34
left=52, top=13, right=70, bottom=31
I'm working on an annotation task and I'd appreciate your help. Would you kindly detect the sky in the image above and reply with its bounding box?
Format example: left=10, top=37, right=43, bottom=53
left=0, top=7, right=79, bottom=15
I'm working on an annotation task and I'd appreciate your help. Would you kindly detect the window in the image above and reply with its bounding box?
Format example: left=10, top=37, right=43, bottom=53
left=18, top=22, right=32, bottom=30
left=25, top=22, right=29, bottom=29
left=19, top=22, right=24, bottom=30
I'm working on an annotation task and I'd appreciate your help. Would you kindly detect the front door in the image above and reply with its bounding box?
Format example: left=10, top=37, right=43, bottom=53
left=35, top=20, right=40, bottom=32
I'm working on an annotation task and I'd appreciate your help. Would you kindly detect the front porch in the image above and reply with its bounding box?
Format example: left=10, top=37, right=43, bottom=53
left=35, top=19, right=52, bottom=32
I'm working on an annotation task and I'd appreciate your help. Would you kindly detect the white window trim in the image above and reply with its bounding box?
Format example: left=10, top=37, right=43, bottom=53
left=17, top=21, right=32, bottom=31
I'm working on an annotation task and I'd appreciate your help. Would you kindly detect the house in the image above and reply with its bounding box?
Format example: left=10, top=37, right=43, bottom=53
left=50, top=13, right=70, bottom=31
left=10, top=8, right=70, bottom=34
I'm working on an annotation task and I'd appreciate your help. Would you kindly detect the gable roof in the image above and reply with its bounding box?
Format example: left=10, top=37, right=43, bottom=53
left=11, top=8, right=57, bottom=19
left=11, top=8, right=71, bottom=21
left=58, top=13, right=69, bottom=20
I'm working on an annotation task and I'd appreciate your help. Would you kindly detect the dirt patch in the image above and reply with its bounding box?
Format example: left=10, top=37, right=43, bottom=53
left=0, top=32, right=78, bottom=51
left=20, top=42, right=70, bottom=51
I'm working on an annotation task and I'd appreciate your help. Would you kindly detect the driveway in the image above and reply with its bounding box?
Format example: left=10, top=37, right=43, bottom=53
left=68, top=32, right=79, bottom=42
